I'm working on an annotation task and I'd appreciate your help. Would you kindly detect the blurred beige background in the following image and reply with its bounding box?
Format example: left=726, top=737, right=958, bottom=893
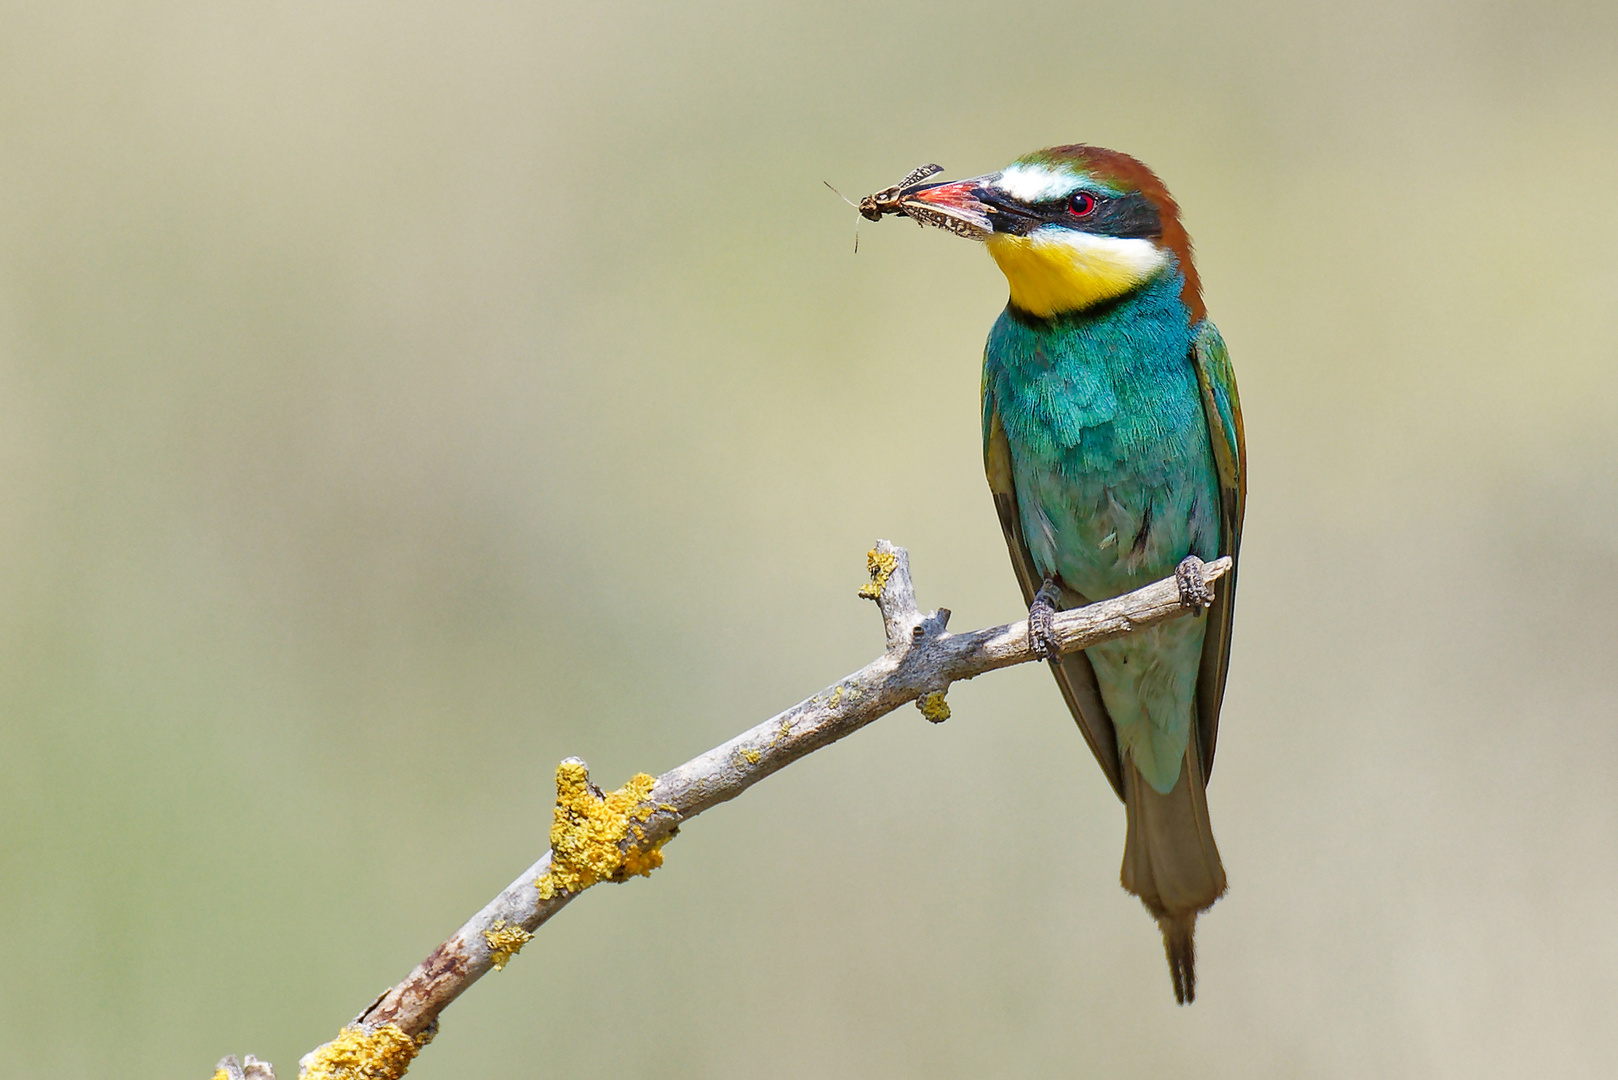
left=3, top=1, right=1616, bottom=1076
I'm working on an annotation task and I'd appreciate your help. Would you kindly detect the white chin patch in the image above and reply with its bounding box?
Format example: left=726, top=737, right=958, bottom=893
left=994, top=164, right=1080, bottom=203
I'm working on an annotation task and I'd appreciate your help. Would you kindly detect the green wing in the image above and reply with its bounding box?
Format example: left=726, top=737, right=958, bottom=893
left=1189, top=320, right=1246, bottom=782
left=984, top=386, right=1125, bottom=801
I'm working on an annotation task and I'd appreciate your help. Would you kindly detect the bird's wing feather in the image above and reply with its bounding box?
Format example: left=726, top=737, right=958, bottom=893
left=1189, top=320, right=1246, bottom=781
left=984, top=388, right=1125, bottom=800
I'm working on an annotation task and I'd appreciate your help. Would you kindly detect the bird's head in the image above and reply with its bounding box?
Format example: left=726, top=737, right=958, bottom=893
left=908, top=145, right=1202, bottom=322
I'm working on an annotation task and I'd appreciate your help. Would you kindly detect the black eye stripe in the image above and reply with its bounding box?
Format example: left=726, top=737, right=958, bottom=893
left=1032, top=190, right=1161, bottom=239
left=982, top=186, right=1163, bottom=239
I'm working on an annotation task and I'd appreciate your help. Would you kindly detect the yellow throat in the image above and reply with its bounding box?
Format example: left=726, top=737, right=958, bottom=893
left=986, top=229, right=1169, bottom=318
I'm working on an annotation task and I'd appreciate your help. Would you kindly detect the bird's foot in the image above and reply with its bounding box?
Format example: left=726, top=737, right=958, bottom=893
left=1028, top=578, right=1063, bottom=661
left=1174, top=556, right=1214, bottom=613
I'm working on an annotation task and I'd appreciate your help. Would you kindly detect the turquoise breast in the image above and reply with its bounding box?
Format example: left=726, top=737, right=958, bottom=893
left=983, top=269, right=1221, bottom=793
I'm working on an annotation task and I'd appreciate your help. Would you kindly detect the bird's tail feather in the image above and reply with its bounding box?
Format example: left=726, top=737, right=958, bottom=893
left=1120, top=731, right=1225, bottom=1004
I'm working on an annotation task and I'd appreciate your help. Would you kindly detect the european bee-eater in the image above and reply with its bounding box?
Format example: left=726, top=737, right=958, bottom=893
left=893, top=145, right=1245, bottom=1003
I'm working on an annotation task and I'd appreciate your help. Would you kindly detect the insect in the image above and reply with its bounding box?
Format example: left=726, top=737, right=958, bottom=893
left=854, top=163, right=944, bottom=221
left=827, top=162, right=994, bottom=249
left=825, top=164, right=947, bottom=252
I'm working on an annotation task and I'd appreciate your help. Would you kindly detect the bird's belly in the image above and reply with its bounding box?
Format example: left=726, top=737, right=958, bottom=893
left=1014, top=446, right=1218, bottom=601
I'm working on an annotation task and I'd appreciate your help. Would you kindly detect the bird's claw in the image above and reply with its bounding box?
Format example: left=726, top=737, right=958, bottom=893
left=1029, top=578, right=1063, bottom=661
left=1175, top=556, right=1214, bottom=613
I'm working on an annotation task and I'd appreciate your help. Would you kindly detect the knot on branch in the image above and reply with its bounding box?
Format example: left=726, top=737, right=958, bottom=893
left=535, top=759, right=669, bottom=901
left=298, top=1023, right=432, bottom=1080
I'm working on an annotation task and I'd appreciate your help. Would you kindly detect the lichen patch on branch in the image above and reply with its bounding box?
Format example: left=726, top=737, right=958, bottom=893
left=483, top=920, right=533, bottom=971
left=299, top=1024, right=431, bottom=1080
left=535, top=761, right=668, bottom=901
left=857, top=547, right=898, bottom=599
left=916, top=689, right=951, bottom=723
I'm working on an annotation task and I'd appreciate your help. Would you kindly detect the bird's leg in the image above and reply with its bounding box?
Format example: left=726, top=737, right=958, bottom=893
left=1174, top=555, right=1214, bottom=613
left=1028, top=577, right=1063, bottom=661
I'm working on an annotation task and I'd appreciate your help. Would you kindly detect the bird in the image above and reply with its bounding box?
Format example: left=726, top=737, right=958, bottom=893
left=896, top=145, right=1245, bottom=1004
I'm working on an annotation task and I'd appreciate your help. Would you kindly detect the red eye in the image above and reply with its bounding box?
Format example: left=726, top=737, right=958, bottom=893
left=1068, top=191, right=1097, bottom=217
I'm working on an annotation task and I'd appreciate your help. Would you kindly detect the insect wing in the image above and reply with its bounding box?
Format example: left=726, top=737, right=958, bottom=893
left=894, top=163, right=944, bottom=192
left=899, top=198, right=990, bottom=239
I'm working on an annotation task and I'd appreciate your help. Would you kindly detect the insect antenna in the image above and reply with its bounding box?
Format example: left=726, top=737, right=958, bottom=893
left=825, top=181, right=863, bottom=252
left=823, top=180, right=859, bottom=209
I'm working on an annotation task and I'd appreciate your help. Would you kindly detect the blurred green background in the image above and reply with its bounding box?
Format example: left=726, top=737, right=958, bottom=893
left=3, top=1, right=1616, bottom=1076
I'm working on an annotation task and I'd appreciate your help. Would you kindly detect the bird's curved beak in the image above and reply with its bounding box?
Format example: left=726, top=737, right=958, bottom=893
left=904, top=175, right=997, bottom=240
left=908, top=174, right=1043, bottom=240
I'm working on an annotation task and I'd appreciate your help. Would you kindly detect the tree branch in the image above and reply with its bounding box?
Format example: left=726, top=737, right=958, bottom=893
left=236, top=541, right=1230, bottom=1080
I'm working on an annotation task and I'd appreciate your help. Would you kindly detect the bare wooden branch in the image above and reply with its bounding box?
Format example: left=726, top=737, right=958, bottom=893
left=287, top=540, right=1231, bottom=1078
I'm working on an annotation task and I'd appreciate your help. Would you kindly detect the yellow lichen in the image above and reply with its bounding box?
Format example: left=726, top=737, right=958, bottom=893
left=917, top=689, right=951, bottom=723
left=300, top=1024, right=431, bottom=1080
left=827, top=684, right=843, bottom=708
left=742, top=747, right=761, bottom=764
left=772, top=717, right=792, bottom=744
left=621, top=844, right=664, bottom=877
left=483, top=919, right=533, bottom=971
left=857, top=547, right=898, bottom=599
left=534, top=761, right=668, bottom=900
left=213, top=1070, right=230, bottom=1080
